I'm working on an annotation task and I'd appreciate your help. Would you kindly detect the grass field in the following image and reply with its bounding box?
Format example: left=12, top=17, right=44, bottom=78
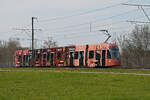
left=0, top=68, right=150, bottom=100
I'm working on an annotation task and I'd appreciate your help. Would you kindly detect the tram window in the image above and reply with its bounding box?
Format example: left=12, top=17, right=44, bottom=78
left=57, top=53, right=62, bottom=59
left=74, top=52, right=78, bottom=59
left=23, top=55, right=26, bottom=61
left=47, top=53, right=50, bottom=60
left=26, top=55, right=28, bottom=62
left=18, top=56, right=22, bottom=62
left=96, top=52, right=100, bottom=60
left=107, top=50, right=111, bottom=59
left=89, top=51, right=94, bottom=59
left=36, top=54, right=40, bottom=61
left=37, top=54, right=40, bottom=59
left=43, top=54, right=47, bottom=59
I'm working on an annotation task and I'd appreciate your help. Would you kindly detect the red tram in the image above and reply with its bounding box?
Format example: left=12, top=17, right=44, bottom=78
left=14, top=43, right=120, bottom=68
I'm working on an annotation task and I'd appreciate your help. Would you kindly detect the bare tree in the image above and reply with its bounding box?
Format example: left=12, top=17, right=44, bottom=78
left=7, top=38, right=22, bottom=66
left=116, top=24, right=150, bottom=68
left=0, top=40, right=7, bottom=66
left=42, top=37, right=57, bottom=48
left=0, top=38, right=21, bottom=67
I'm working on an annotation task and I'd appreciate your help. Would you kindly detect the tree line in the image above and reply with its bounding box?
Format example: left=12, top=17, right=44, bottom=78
left=115, top=24, right=150, bottom=69
left=0, top=39, right=21, bottom=67
left=0, top=37, right=57, bottom=67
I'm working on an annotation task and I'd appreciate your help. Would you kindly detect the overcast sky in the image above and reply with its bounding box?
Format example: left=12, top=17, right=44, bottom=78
left=0, top=0, right=150, bottom=48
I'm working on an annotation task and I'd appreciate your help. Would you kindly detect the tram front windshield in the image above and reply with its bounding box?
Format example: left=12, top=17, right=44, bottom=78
left=109, top=46, right=120, bottom=60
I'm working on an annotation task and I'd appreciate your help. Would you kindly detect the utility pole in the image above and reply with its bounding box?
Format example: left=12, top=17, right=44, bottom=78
left=122, top=4, right=150, bottom=7
left=126, top=20, right=150, bottom=24
left=13, top=17, right=42, bottom=67
left=13, top=27, right=42, bottom=50
left=122, top=3, right=150, bottom=23
left=31, top=17, right=37, bottom=67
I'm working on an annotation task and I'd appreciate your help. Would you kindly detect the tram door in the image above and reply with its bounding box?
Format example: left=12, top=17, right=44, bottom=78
left=29, top=55, right=32, bottom=66
left=102, top=50, right=106, bottom=66
left=42, top=54, right=47, bottom=66
left=66, top=48, right=68, bottom=66
left=79, top=51, right=84, bottom=66
left=96, top=51, right=101, bottom=66
left=70, top=52, right=74, bottom=66
left=50, top=53, right=54, bottom=66
left=25, top=55, right=29, bottom=66
left=23, top=55, right=26, bottom=66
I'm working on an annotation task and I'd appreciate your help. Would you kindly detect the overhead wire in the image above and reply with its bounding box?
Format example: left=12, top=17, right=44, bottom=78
left=12, top=8, right=147, bottom=44
left=51, top=28, right=131, bottom=41
left=42, top=24, right=132, bottom=40
left=38, top=0, right=135, bottom=22
left=40, top=8, right=139, bottom=33
left=31, top=15, right=146, bottom=43
left=11, top=0, right=149, bottom=47
left=40, top=7, right=150, bottom=39
left=36, top=0, right=150, bottom=36
left=45, top=20, right=126, bottom=37
left=42, top=15, right=145, bottom=39
left=45, top=19, right=145, bottom=41
left=39, top=4, right=121, bottom=22
left=33, top=0, right=142, bottom=43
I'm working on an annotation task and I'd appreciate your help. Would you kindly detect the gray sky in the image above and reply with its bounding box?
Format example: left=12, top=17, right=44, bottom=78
left=0, top=0, right=150, bottom=48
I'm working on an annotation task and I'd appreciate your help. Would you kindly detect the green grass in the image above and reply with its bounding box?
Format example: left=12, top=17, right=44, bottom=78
left=0, top=68, right=150, bottom=100
left=1, top=67, right=150, bottom=74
